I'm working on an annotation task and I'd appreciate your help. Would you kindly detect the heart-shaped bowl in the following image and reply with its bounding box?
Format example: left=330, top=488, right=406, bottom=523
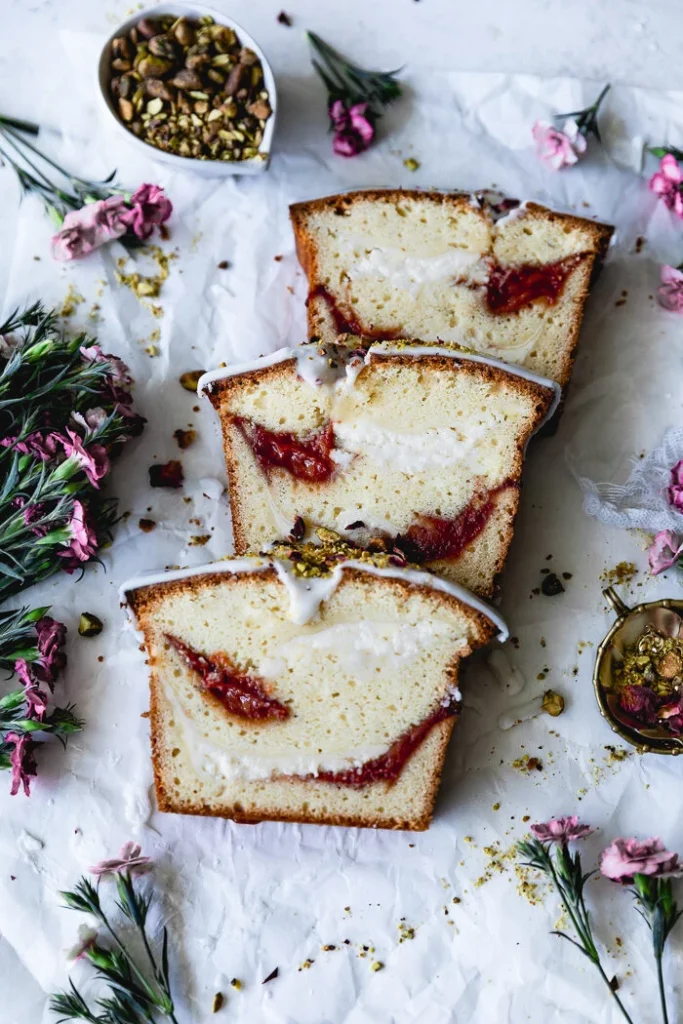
left=594, top=587, right=683, bottom=755
left=97, top=3, right=277, bottom=176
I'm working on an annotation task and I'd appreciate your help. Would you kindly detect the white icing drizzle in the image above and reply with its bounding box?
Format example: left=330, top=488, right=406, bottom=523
left=121, top=556, right=508, bottom=638
left=197, top=348, right=295, bottom=393
left=271, top=561, right=343, bottom=626
left=197, top=341, right=560, bottom=428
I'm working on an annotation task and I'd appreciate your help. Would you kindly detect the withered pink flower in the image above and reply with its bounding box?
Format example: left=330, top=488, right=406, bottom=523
left=668, top=459, right=683, bottom=511
left=34, top=616, right=67, bottom=686
left=6, top=732, right=38, bottom=796
left=329, top=100, right=374, bottom=157
left=90, top=841, right=152, bottom=878
left=531, top=816, right=594, bottom=844
left=648, top=530, right=683, bottom=574
left=619, top=684, right=660, bottom=725
left=601, top=837, right=682, bottom=884
left=532, top=118, right=587, bottom=171
left=14, top=659, right=48, bottom=719
left=649, top=155, right=683, bottom=218
left=120, top=184, right=172, bottom=240
left=658, top=265, right=683, bottom=312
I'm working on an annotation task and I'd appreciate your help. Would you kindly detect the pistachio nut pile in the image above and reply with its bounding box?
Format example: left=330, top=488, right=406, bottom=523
left=108, top=14, right=272, bottom=162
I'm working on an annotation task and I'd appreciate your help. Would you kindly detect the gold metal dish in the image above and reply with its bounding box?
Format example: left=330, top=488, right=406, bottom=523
left=594, top=587, right=683, bottom=755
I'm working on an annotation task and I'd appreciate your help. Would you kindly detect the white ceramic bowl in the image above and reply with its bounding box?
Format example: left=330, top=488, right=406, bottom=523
left=98, top=3, right=277, bottom=176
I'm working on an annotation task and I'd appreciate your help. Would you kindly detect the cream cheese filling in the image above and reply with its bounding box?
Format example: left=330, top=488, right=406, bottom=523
left=346, top=246, right=490, bottom=293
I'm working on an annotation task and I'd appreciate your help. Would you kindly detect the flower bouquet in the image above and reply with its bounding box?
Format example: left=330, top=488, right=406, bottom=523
left=0, top=605, right=79, bottom=796
left=0, top=302, right=144, bottom=601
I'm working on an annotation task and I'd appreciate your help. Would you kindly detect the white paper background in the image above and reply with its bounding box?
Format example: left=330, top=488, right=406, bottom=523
left=1, top=17, right=683, bottom=1024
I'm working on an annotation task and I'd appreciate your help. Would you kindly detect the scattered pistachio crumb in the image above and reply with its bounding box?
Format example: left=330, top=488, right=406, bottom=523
left=230, top=978, right=242, bottom=990
left=212, top=992, right=224, bottom=1013
left=403, top=157, right=420, bottom=171
left=370, top=961, right=384, bottom=972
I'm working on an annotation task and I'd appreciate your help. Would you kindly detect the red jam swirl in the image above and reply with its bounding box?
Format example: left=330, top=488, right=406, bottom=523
left=485, top=255, right=583, bottom=315
left=315, top=697, right=459, bottom=786
left=309, top=284, right=401, bottom=340
left=398, top=481, right=517, bottom=562
left=166, top=634, right=290, bottom=721
left=235, top=418, right=337, bottom=483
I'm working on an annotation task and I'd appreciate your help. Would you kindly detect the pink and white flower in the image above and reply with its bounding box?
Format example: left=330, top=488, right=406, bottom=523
left=601, top=837, right=681, bottom=884
left=56, top=429, right=110, bottom=488
left=532, top=118, right=587, bottom=171
left=649, top=155, right=683, bottom=218
left=66, top=924, right=99, bottom=962
left=90, top=841, right=152, bottom=878
left=648, top=530, right=683, bottom=574
left=530, top=816, right=594, bottom=845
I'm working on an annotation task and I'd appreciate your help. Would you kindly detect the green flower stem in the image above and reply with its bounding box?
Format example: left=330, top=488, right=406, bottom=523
left=655, top=952, right=669, bottom=1024
left=545, top=855, right=636, bottom=1024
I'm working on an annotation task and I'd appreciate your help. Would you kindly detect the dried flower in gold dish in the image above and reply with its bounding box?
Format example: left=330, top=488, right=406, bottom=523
left=100, top=10, right=276, bottom=172
left=595, top=588, right=683, bottom=753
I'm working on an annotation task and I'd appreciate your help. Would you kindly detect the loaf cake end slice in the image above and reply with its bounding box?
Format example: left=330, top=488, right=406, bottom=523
left=122, top=544, right=506, bottom=831
left=200, top=338, right=557, bottom=597
left=290, top=189, right=613, bottom=388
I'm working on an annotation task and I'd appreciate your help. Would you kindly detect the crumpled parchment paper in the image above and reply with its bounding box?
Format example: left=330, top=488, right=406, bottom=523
left=1, top=28, right=683, bottom=1024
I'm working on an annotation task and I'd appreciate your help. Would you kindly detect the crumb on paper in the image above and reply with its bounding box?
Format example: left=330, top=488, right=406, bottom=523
left=403, top=157, right=420, bottom=171
left=59, top=284, right=85, bottom=318
left=189, top=534, right=211, bottom=547
left=513, top=755, right=543, bottom=773
left=601, top=562, right=638, bottom=586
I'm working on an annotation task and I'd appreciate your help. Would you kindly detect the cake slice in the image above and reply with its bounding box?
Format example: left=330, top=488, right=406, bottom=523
left=199, top=338, right=557, bottom=597
left=121, top=539, right=507, bottom=831
left=290, top=189, right=613, bottom=388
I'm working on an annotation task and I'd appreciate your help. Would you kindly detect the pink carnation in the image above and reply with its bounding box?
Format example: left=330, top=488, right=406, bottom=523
left=6, top=732, right=38, bottom=797
left=329, top=100, right=374, bottom=157
left=53, top=429, right=110, bottom=489
left=668, top=459, right=683, bottom=511
left=530, top=816, right=594, bottom=845
left=601, top=837, right=681, bottom=884
left=658, top=265, right=683, bottom=311
left=532, top=118, right=587, bottom=171
left=51, top=196, right=129, bottom=262
left=120, top=183, right=172, bottom=241
left=649, top=155, right=683, bottom=218
left=58, top=500, right=99, bottom=571
left=648, top=530, right=683, bottom=574
left=90, top=841, right=152, bottom=878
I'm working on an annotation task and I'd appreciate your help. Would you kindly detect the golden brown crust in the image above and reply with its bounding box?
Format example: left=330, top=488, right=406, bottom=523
left=129, top=563, right=473, bottom=831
